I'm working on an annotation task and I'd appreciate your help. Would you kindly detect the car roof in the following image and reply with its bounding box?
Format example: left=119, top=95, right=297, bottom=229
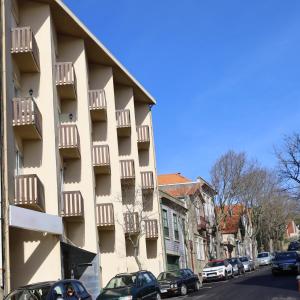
left=17, top=279, right=83, bottom=290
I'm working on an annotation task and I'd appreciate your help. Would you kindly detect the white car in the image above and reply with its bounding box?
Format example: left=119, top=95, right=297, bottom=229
left=202, top=259, right=234, bottom=282
left=257, top=252, right=273, bottom=266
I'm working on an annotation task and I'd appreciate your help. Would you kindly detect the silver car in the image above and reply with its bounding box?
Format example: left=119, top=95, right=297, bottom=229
left=257, top=252, right=273, bottom=266
left=239, top=256, right=255, bottom=272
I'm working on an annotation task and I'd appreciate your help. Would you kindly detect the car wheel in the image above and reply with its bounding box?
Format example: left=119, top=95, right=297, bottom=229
left=224, top=272, right=228, bottom=281
left=194, top=281, right=201, bottom=291
left=180, top=284, right=187, bottom=296
left=156, top=292, right=161, bottom=300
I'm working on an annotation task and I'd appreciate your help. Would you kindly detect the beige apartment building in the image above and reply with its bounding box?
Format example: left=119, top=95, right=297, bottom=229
left=1, top=0, right=164, bottom=296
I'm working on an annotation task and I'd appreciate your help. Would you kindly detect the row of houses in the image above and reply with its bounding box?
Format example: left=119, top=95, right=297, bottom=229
left=157, top=173, right=255, bottom=276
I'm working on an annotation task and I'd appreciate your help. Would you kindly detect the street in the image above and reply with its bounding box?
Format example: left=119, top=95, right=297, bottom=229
left=170, top=268, right=300, bottom=300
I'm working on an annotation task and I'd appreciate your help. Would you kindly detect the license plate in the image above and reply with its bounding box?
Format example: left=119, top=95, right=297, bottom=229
left=208, top=274, right=215, bottom=277
left=160, top=289, right=168, bottom=293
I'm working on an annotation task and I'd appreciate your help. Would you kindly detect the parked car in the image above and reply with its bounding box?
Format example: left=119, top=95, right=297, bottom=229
left=272, top=251, right=300, bottom=275
left=157, top=268, right=201, bottom=296
left=4, top=279, right=92, bottom=300
left=228, top=257, right=245, bottom=275
left=239, top=256, right=255, bottom=272
left=257, top=252, right=273, bottom=266
left=97, top=271, right=161, bottom=300
left=288, top=241, right=300, bottom=251
left=202, top=259, right=233, bottom=282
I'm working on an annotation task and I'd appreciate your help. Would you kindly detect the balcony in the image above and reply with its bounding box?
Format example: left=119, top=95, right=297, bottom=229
left=96, top=203, right=114, bottom=230
left=92, top=145, right=110, bottom=174
left=55, top=62, right=77, bottom=100
left=137, top=125, right=150, bottom=149
left=124, top=212, right=140, bottom=235
left=120, top=160, right=135, bottom=183
left=89, top=89, right=107, bottom=121
left=61, top=191, right=84, bottom=222
left=145, top=219, right=158, bottom=239
left=12, top=97, right=42, bottom=140
left=141, top=171, right=154, bottom=190
left=116, top=109, right=131, bottom=136
left=11, top=27, right=40, bottom=72
left=14, top=174, right=45, bottom=212
left=198, top=216, right=207, bottom=231
left=59, top=124, right=80, bottom=159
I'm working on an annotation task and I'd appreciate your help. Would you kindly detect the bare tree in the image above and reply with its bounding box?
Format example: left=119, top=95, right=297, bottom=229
left=210, top=150, right=248, bottom=257
left=116, top=183, right=158, bottom=270
left=275, top=133, right=300, bottom=199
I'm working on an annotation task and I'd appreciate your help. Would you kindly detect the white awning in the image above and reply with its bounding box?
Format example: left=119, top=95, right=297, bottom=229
left=9, top=205, right=63, bottom=235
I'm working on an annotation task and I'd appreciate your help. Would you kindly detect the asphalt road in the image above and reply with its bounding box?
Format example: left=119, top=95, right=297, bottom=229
left=169, top=267, right=300, bottom=300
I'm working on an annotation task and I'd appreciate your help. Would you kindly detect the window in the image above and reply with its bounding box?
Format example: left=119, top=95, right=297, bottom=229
left=143, top=273, right=153, bottom=283
left=162, top=209, right=169, bottom=237
left=173, top=214, right=179, bottom=241
left=15, top=150, right=23, bottom=176
left=195, top=236, right=205, bottom=260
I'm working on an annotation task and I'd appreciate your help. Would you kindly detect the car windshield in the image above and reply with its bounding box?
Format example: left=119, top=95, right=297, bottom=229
left=105, top=275, right=137, bottom=289
left=5, top=286, right=51, bottom=300
left=157, top=271, right=180, bottom=280
left=228, top=259, right=237, bottom=264
left=239, top=257, right=249, bottom=262
left=205, top=261, right=224, bottom=268
left=275, top=252, right=297, bottom=260
left=257, top=253, right=268, bottom=258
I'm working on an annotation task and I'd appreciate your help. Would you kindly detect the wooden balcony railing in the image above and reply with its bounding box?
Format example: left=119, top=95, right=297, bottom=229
left=14, top=174, right=45, bottom=212
left=55, top=62, right=77, bottom=99
left=96, top=203, right=115, bottom=229
left=145, top=219, right=158, bottom=239
left=124, top=212, right=140, bottom=235
left=58, top=124, right=80, bottom=159
left=120, top=160, right=135, bottom=181
left=92, top=145, right=110, bottom=174
left=89, top=89, right=107, bottom=121
left=11, top=27, right=40, bottom=72
left=198, top=216, right=207, bottom=231
left=12, top=97, right=42, bottom=140
left=137, top=125, right=150, bottom=149
left=61, top=191, right=84, bottom=220
left=141, top=171, right=154, bottom=190
left=116, top=109, right=131, bottom=136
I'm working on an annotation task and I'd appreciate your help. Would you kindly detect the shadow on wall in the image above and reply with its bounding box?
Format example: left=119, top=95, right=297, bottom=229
left=64, top=160, right=81, bottom=183
left=92, top=122, right=107, bottom=142
left=95, top=174, right=111, bottom=197
left=66, top=221, right=85, bottom=248
left=9, top=227, right=58, bottom=289
left=118, top=137, right=131, bottom=156
left=134, top=103, right=149, bottom=125
left=146, top=240, right=157, bottom=259
left=138, top=150, right=149, bottom=167
left=121, top=184, right=136, bottom=205
left=23, top=140, right=43, bottom=168
left=89, top=64, right=112, bottom=90
left=114, top=85, right=132, bottom=110
left=99, top=231, right=115, bottom=253
left=142, top=192, right=154, bottom=212
left=125, top=237, right=138, bottom=257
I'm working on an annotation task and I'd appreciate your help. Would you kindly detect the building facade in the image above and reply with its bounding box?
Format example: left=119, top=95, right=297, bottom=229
left=158, top=173, right=217, bottom=276
left=1, top=0, right=164, bottom=296
left=159, top=190, right=188, bottom=271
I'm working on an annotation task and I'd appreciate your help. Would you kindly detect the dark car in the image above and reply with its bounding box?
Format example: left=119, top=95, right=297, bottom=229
left=228, top=257, right=245, bottom=276
left=157, top=269, right=201, bottom=296
left=97, top=271, right=161, bottom=300
left=4, top=279, right=92, bottom=300
left=288, top=241, right=300, bottom=251
left=272, top=251, right=300, bottom=275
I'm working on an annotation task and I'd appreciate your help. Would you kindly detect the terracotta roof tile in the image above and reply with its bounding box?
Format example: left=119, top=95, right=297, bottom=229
left=158, top=173, right=192, bottom=185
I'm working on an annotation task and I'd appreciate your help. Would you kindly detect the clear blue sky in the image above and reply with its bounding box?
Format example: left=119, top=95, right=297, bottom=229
left=65, top=0, right=300, bottom=181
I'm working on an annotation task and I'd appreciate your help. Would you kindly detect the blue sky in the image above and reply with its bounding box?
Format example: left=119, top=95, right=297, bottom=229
left=65, top=0, right=300, bottom=181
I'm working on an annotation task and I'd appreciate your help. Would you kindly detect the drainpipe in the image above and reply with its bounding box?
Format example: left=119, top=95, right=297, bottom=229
left=1, top=0, right=10, bottom=294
